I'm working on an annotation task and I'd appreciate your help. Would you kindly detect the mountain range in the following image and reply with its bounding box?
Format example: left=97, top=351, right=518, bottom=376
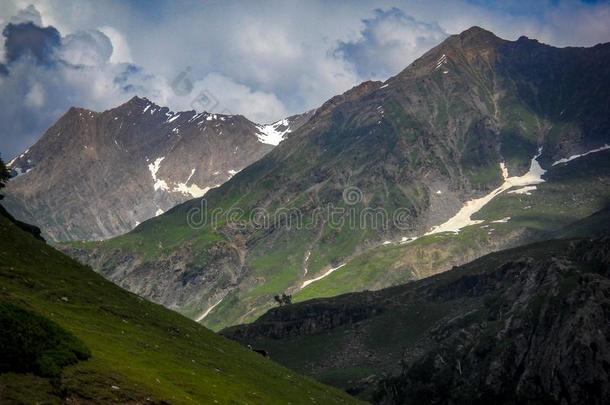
left=3, top=96, right=311, bottom=241
left=2, top=24, right=610, bottom=404
left=58, top=27, right=610, bottom=331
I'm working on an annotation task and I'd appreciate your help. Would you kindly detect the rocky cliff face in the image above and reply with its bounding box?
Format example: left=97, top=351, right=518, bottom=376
left=222, top=236, right=610, bottom=404
left=3, top=97, right=310, bottom=241
left=376, top=238, right=610, bottom=405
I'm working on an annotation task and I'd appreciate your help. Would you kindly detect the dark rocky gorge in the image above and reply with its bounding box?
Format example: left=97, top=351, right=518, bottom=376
left=223, top=236, right=610, bottom=404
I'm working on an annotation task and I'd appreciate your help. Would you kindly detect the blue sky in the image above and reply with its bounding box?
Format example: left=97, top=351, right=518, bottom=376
left=1, top=0, right=610, bottom=158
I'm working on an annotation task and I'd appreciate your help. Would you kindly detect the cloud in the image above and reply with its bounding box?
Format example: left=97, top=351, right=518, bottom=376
left=58, top=29, right=112, bottom=66
left=98, top=26, right=132, bottom=64
left=0, top=5, right=290, bottom=158
left=9, top=4, right=42, bottom=26
left=171, top=72, right=289, bottom=124
left=336, top=8, right=448, bottom=80
left=3, top=22, right=60, bottom=65
left=1, top=0, right=610, bottom=159
left=24, top=81, right=44, bottom=107
left=540, top=0, right=610, bottom=47
left=0, top=11, right=168, bottom=158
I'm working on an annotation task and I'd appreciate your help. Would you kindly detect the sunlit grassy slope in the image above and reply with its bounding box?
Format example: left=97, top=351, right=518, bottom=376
left=294, top=150, right=610, bottom=302
left=0, top=214, right=361, bottom=404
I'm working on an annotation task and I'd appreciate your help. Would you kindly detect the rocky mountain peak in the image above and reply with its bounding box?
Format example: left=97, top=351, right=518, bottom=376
left=4, top=94, right=315, bottom=241
left=118, top=95, right=155, bottom=111
left=455, top=25, right=503, bottom=44
left=64, top=105, right=97, bottom=119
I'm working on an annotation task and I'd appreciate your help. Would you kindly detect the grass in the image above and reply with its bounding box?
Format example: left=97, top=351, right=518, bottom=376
left=0, top=215, right=362, bottom=404
left=293, top=227, right=492, bottom=303
left=0, top=303, right=90, bottom=377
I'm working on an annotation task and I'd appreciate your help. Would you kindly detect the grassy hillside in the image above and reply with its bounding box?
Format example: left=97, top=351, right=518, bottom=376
left=294, top=150, right=610, bottom=302
left=67, top=149, right=610, bottom=332
left=0, top=214, right=361, bottom=404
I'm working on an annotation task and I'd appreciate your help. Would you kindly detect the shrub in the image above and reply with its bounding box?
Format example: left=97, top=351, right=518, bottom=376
left=0, top=303, right=91, bottom=377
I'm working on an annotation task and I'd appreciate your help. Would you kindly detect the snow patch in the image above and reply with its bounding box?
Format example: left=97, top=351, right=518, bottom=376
left=7, top=148, right=29, bottom=167
left=303, top=250, right=312, bottom=276
left=186, top=168, right=196, bottom=183
left=257, top=119, right=291, bottom=145
left=552, top=144, right=610, bottom=166
left=423, top=149, right=546, bottom=235
left=508, top=185, right=537, bottom=195
left=491, top=217, right=511, bottom=223
left=400, top=236, right=417, bottom=244
left=189, top=112, right=204, bottom=122
left=172, top=183, right=215, bottom=198
left=166, top=114, right=180, bottom=123
left=435, top=54, right=447, bottom=70
left=148, top=157, right=169, bottom=191
left=301, top=263, right=347, bottom=289
left=196, top=297, right=224, bottom=322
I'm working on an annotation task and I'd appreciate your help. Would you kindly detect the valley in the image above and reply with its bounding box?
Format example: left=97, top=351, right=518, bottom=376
left=2, top=2, right=610, bottom=403
left=223, top=227, right=610, bottom=403
left=60, top=27, right=610, bottom=331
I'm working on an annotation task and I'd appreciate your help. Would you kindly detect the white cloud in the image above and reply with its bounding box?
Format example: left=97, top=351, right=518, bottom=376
left=9, top=4, right=42, bottom=25
left=336, top=8, right=448, bottom=80
left=181, top=73, right=288, bottom=123
left=59, top=29, right=113, bottom=66
left=541, top=1, right=610, bottom=47
left=24, top=81, right=45, bottom=107
left=98, top=26, right=132, bottom=64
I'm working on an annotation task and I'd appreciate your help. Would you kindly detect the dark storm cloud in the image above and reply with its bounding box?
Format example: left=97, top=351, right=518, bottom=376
left=3, top=22, right=60, bottom=65
left=0, top=13, right=169, bottom=159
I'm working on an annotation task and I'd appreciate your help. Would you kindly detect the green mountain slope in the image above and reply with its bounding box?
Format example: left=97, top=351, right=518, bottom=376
left=0, top=214, right=360, bottom=404
left=294, top=149, right=610, bottom=302
left=553, top=205, right=610, bottom=239
left=222, top=234, right=610, bottom=403
left=65, top=27, right=610, bottom=330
